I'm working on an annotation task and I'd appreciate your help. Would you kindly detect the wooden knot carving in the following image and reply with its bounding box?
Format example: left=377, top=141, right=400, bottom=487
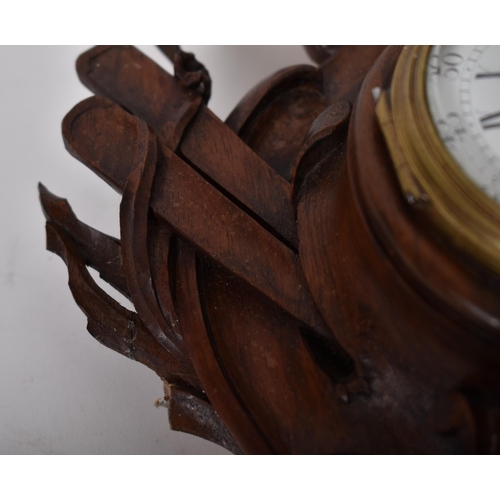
left=40, top=46, right=500, bottom=454
left=158, top=45, right=212, bottom=103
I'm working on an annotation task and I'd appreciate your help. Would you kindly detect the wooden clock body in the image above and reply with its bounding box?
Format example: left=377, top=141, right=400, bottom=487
left=40, top=45, right=500, bottom=454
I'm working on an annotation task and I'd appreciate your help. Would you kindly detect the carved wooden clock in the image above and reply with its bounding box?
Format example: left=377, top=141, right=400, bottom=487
left=39, top=45, right=500, bottom=454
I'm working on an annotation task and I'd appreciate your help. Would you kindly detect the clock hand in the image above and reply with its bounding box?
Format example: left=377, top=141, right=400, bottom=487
left=479, top=110, right=500, bottom=130
left=476, top=72, right=500, bottom=78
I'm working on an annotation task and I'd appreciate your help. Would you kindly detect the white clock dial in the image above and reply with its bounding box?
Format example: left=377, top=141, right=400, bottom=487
left=426, top=45, right=500, bottom=203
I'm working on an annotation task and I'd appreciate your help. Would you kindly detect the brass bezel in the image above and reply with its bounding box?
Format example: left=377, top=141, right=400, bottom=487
left=376, top=45, right=500, bottom=275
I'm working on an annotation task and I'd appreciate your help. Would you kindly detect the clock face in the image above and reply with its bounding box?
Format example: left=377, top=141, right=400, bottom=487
left=426, top=45, right=500, bottom=203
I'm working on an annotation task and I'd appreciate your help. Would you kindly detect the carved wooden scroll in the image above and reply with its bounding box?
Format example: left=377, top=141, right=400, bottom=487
left=40, top=46, right=500, bottom=454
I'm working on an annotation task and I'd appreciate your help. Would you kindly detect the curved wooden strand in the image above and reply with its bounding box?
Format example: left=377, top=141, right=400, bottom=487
left=39, top=183, right=130, bottom=299
left=225, top=65, right=326, bottom=183
left=168, top=385, right=242, bottom=454
left=119, top=124, right=202, bottom=391
left=43, top=213, right=186, bottom=382
left=174, top=240, right=273, bottom=454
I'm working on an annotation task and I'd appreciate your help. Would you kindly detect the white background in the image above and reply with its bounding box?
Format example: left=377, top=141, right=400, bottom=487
left=0, top=45, right=312, bottom=454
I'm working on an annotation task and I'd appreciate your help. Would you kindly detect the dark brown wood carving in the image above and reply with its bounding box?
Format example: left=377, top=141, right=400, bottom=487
left=40, top=45, right=500, bottom=454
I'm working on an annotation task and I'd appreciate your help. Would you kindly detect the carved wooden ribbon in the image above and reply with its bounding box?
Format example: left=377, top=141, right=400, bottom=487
left=40, top=181, right=247, bottom=452
left=62, top=78, right=331, bottom=341
left=76, top=45, right=298, bottom=249
left=39, top=185, right=190, bottom=384
left=40, top=45, right=499, bottom=455
left=48, top=46, right=336, bottom=453
left=56, top=43, right=360, bottom=450
left=40, top=46, right=393, bottom=453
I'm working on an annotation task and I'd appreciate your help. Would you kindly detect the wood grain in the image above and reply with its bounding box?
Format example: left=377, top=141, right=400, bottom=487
left=41, top=45, right=500, bottom=454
